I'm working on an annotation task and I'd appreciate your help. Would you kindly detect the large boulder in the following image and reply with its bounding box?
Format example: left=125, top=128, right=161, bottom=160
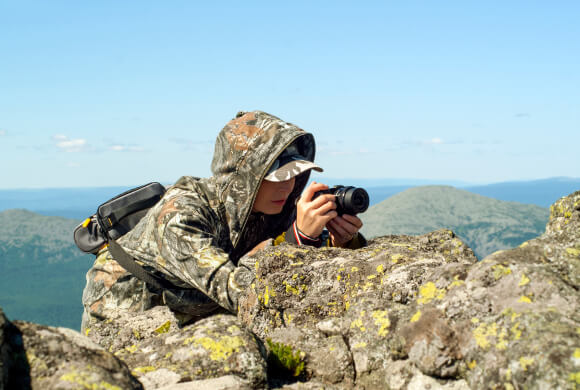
left=0, top=307, right=142, bottom=390
left=237, top=190, right=580, bottom=389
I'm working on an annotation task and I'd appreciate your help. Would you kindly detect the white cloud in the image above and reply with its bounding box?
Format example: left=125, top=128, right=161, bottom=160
left=52, top=134, right=88, bottom=152
left=0, top=129, right=5, bottom=136
left=169, top=138, right=213, bottom=151
left=425, top=138, right=444, bottom=145
left=109, top=144, right=145, bottom=152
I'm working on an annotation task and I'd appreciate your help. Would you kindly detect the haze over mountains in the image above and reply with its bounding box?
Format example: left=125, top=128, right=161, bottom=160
left=0, top=177, right=577, bottom=330
left=0, top=177, right=577, bottom=219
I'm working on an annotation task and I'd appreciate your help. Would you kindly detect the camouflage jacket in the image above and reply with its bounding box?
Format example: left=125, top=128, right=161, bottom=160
left=82, top=111, right=364, bottom=331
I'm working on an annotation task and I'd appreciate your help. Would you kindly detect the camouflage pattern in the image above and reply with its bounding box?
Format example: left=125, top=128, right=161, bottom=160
left=264, top=142, right=323, bottom=182
left=82, top=111, right=317, bottom=332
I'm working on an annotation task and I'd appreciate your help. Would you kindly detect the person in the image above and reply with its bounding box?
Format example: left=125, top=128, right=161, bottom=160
left=81, top=110, right=366, bottom=332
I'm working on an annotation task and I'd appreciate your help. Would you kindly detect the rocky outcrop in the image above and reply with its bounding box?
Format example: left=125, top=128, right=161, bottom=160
left=0, top=307, right=142, bottom=390
left=2, top=191, right=579, bottom=389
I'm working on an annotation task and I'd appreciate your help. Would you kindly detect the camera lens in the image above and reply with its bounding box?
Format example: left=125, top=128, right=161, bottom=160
left=343, top=187, right=369, bottom=214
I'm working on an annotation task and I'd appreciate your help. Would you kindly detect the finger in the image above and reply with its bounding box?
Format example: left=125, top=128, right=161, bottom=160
left=341, top=214, right=363, bottom=229
left=301, top=181, right=329, bottom=202
left=330, top=216, right=358, bottom=236
left=309, top=195, right=336, bottom=212
left=327, top=218, right=351, bottom=238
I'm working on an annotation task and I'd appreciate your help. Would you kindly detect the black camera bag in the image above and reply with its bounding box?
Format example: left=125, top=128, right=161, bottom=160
left=74, top=182, right=166, bottom=254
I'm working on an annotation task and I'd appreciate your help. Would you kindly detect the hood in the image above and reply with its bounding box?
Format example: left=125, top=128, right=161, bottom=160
left=210, top=110, right=317, bottom=248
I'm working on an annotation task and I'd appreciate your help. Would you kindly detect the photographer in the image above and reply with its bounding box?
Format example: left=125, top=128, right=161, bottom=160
left=81, top=111, right=366, bottom=331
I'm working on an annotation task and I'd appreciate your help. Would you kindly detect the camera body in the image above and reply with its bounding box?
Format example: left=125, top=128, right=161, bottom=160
left=313, top=185, right=369, bottom=216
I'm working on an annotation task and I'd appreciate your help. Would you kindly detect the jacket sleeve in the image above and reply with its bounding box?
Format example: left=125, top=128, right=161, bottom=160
left=155, top=209, right=254, bottom=314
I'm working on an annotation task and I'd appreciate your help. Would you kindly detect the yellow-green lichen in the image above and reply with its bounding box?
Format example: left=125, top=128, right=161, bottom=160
left=473, top=322, right=498, bottom=349
left=264, top=285, right=270, bottom=305
left=350, top=310, right=366, bottom=332
left=467, top=360, right=477, bottom=370
left=566, top=248, right=580, bottom=257
left=518, top=274, right=530, bottom=287
left=353, top=342, right=368, bottom=349
left=376, top=264, right=385, bottom=273
left=371, top=310, right=390, bottom=337
left=417, top=282, right=446, bottom=304
left=519, top=356, right=534, bottom=371
left=155, top=321, right=171, bottom=334
left=448, top=274, right=465, bottom=289
left=491, top=264, right=512, bottom=280
left=495, top=328, right=508, bottom=351
left=60, top=371, right=121, bottom=390
left=410, top=310, right=422, bottom=323
left=391, top=254, right=404, bottom=264
left=125, top=344, right=138, bottom=353
left=511, top=322, right=522, bottom=340
left=518, top=295, right=532, bottom=303
left=569, top=372, right=580, bottom=385
left=132, top=366, right=156, bottom=375
left=190, top=335, right=245, bottom=361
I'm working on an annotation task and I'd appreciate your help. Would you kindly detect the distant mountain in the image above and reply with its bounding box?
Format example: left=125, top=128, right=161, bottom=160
left=1, top=177, right=577, bottom=219
left=0, top=209, right=93, bottom=330
left=464, top=177, right=580, bottom=208
left=360, top=186, right=550, bottom=260
left=0, top=186, right=135, bottom=219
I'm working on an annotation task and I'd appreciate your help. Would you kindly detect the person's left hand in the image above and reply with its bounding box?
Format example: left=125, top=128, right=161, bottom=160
left=327, top=214, right=363, bottom=247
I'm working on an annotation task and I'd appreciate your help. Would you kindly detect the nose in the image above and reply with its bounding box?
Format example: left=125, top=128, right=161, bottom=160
left=278, top=178, right=294, bottom=193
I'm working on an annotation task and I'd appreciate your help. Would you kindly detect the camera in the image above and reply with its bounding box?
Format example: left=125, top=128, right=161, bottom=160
left=313, top=185, right=369, bottom=215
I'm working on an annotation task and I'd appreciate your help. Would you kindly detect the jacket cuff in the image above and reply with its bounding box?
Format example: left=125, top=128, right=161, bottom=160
left=285, top=221, right=323, bottom=248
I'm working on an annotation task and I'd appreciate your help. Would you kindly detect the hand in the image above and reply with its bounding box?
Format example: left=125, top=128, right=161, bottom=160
left=296, top=182, right=338, bottom=238
left=327, top=214, right=363, bottom=247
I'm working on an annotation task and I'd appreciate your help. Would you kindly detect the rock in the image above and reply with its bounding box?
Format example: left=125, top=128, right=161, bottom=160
left=237, top=191, right=580, bottom=389
left=1, top=307, right=31, bottom=390
left=0, top=306, right=142, bottom=390
left=103, top=313, right=267, bottom=389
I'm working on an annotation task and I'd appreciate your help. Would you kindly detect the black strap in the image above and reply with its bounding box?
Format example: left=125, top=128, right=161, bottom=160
left=108, top=240, right=176, bottom=291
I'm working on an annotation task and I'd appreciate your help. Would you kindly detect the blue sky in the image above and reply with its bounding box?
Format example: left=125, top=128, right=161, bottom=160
left=1, top=1, right=578, bottom=189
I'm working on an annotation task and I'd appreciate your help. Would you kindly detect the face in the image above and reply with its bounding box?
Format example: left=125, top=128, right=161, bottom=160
left=252, top=177, right=296, bottom=215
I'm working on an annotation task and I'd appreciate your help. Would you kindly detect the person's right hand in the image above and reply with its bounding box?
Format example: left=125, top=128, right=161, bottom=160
left=296, top=182, right=338, bottom=238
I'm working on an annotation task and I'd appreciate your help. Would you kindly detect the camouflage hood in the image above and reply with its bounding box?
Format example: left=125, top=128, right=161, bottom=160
left=208, top=110, right=317, bottom=248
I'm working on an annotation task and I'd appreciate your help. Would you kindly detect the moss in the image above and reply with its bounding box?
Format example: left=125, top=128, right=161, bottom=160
left=266, top=339, right=306, bottom=378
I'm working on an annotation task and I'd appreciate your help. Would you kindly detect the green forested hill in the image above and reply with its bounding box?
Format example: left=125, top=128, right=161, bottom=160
left=0, top=209, right=93, bottom=330
left=360, top=186, right=550, bottom=260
